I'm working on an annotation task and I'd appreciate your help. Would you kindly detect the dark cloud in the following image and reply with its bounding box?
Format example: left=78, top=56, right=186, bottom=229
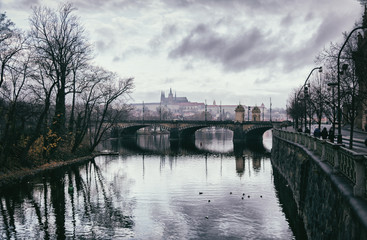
left=149, top=24, right=179, bottom=50
left=73, top=0, right=148, bottom=11
left=280, top=12, right=352, bottom=71
left=169, top=23, right=281, bottom=72
left=281, top=13, right=294, bottom=26
left=161, top=0, right=289, bottom=13
left=5, top=0, right=41, bottom=10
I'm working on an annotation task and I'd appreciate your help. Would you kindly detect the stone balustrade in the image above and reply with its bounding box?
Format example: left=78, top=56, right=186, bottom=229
left=273, top=129, right=367, bottom=198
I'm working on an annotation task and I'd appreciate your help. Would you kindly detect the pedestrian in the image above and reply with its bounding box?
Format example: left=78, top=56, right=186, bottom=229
left=321, top=127, right=328, bottom=140
left=305, top=127, right=310, bottom=134
left=328, top=128, right=334, bottom=142
left=313, top=127, right=320, bottom=138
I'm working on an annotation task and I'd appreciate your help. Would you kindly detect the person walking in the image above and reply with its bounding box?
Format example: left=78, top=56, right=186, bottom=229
left=321, top=127, right=328, bottom=140
left=313, top=127, right=320, bottom=138
left=305, top=127, right=310, bottom=134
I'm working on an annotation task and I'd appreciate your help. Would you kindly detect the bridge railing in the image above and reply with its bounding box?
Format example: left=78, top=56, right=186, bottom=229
left=273, top=129, right=367, bottom=199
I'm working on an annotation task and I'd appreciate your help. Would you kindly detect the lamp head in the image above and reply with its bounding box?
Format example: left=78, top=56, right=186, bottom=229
left=318, top=66, right=322, bottom=72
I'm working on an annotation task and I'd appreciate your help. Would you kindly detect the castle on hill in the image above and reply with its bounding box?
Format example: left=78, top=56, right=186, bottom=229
left=161, top=88, right=188, bottom=104
left=130, top=89, right=272, bottom=121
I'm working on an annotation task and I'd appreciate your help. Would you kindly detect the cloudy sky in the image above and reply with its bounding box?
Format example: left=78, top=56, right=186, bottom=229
left=1, top=0, right=365, bottom=108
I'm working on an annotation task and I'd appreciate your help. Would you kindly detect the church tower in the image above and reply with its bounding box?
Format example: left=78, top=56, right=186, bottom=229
left=168, top=88, right=174, bottom=103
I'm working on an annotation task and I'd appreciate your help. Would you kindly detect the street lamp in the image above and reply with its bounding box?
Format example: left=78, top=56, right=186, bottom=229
left=327, top=82, right=338, bottom=136
left=220, top=101, right=222, bottom=121
left=304, top=84, right=310, bottom=131
left=142, top=101, right=145, bottom=122
left=336, top=26, right=365, bottom=144
left=205, top=99, right=207, bottom=122
left=248, top=106, right=251, bottom=121
left=297, top=66, right=322, bottom=132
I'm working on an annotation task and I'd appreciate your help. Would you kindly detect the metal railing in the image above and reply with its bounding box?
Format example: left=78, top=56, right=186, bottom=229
left=273, top=129, right=367, bottom=198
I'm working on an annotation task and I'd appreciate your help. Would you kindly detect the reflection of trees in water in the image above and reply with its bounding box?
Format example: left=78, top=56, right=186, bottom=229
left=0, top=160, right=135, bottom=239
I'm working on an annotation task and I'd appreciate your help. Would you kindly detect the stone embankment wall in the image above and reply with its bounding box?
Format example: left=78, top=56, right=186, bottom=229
left=272, top=130, right=367, bottom=240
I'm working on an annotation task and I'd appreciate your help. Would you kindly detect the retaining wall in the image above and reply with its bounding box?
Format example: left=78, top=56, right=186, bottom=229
left=272, top=129, right=367, bottom=240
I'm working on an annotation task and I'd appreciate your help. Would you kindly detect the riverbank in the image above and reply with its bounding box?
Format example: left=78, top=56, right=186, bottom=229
left=0, top=151, right=118, bottom=189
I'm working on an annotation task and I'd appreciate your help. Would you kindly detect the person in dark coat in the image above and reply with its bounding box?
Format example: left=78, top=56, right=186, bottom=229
left=305, top=127, right=310, bottom=134
left=313, top=128, right=320, bottom=138
left=321, top=127, right=328, bottom=140
left=328, top=128, right=334, bottom=142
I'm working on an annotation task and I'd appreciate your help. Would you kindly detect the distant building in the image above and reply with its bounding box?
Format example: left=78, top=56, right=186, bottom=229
left=252, top=106, right=261, bottom=121
left=161, top=88, right=188, bottom=105
left=235, top=104, right=245, bottom=123
left=129, top=89, right=272, bottom=121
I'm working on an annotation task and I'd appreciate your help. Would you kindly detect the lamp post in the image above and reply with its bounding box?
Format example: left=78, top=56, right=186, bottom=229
left=205, top=99, right=207, bottom=122
left=220, top=101, right=222, bottom=121
left=286, top=104, right=288, bottom=129
left=336, top=26, right=365, bottom=143
left=270, top=98, right=272, bottom=122
left=142, top=101, right=145, bottom=122
left=327, top=82, right=337, bottom=135
left=297, top=66, right=323, bottom=132
left=304, top=84, right=309, bottom=131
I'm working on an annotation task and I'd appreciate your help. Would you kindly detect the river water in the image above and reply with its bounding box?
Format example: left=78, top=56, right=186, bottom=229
left=0, top=129, right=307, bottom=239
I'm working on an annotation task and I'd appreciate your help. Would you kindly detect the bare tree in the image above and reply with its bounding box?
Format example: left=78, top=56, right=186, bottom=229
left=0, top=49, right=33, bottom=164
left=0, top=13, right=23, bottom=88
left=29, top=3, right=91, bottom=136
left=287, top=88, right=305, bottom=130
left=71, top=67, right=133, bottom=152
left=308, top=71, right=329, bottom=130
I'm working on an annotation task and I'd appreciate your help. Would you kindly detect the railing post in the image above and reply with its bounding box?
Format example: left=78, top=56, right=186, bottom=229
left=307, top=135, right=312, bottom=149
left=353, top=155, right=366, bottom=197
left=321, top=140, right=326, bottom=162
left=313, top=137, right=317, bottom=151
left=333, top=145, right=341, bottom=173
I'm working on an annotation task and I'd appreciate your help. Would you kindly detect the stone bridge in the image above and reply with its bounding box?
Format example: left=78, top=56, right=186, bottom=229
left=111, top=120, right=282, bottom=142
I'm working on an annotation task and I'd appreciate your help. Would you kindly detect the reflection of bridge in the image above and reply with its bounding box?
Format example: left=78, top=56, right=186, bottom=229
left=112, top=120, right=282, bottom=141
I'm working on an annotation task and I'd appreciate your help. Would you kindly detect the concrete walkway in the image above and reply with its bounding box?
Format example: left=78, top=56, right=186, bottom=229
left=282, top=125, right=367, bottom=153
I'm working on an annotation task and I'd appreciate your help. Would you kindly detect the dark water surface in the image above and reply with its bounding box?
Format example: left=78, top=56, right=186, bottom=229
left=0, top=129, right=306, bottom=239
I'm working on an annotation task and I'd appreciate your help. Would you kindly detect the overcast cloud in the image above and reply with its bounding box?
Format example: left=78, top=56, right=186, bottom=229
left=1, top=0, right=365, bottom=107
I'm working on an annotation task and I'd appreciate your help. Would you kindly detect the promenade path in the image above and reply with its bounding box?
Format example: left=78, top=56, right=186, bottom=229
left=282, top=125, right=367, bottom=153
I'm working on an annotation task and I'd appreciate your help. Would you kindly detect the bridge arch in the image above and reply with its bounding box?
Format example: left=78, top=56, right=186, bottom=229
left=244, top=126, right=273, bottom=140
left=179, top=125, right=234, bottom=140
left=112, top=120, right=282, bottom=141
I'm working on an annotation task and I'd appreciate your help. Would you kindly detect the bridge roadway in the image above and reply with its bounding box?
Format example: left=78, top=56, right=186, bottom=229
left=112, top=120, right=282, bottom=142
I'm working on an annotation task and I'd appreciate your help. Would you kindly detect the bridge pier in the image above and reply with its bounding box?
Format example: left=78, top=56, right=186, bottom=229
left=233, top=124, right=244, bottom=142
left=169, top=128, right=180, bottom=141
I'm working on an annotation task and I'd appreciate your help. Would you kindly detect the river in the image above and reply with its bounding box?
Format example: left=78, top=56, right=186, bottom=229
left=0, top=129, right=307, bottom=239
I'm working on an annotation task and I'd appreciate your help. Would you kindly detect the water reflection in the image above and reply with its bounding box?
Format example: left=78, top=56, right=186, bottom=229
left=0, top=160, right=135, bottom=239
left=0, top=129, right=305, bottom=239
